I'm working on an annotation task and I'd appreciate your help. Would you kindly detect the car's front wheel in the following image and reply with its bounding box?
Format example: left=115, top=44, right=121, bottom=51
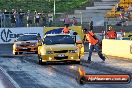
left=14, top=52, right=18, bottom=55
left=38, top=54, right=42, bottom=65
left=35, top=51, right=38, bottom=54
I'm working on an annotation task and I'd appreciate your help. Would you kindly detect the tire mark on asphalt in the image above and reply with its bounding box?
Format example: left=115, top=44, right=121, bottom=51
left=1, top=55, right=131, bottom=88
left=18, top=55, right=132, bottom=88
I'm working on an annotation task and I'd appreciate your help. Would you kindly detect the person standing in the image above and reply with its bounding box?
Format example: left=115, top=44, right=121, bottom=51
left=10, top=9, right=16, bottom=27
left=15, top=11, right=20, bottom=27
left=27, top=10, right=33, bottom=27
left=19, top=9, right=24, bottom=27
left=86, top=29, right=106, bottom=63
left=128, top=5, right=132, bottom=12
left=41, top=12, right=46, bottom=26
left=62, top=25, right=70, bottom=34
left=106, top=26, right=117, bottom=39
left=48, top=12, right=53, bottom=27
left=89, top=18, right=93, bottom=31
left=34, top=11, right=40, bottom=27
left=4, top=9, right=10, bottom=27
left=72, top=17, right=77, bottom=26
left=64, top=15, right=70, bottom=26
left=0, top=10, right=3, bottom=28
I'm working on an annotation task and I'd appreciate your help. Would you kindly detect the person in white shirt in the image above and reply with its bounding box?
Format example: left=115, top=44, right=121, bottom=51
left=128, top=5, right=132, bottom=12
left=34, top=11, right=40, bottom=27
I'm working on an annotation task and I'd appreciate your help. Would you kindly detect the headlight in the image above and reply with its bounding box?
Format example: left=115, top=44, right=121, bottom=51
left=46, top=51, right=53, bottom=54
left=69, top=49, right=78, bottom=53
left=31, top=43, right=37, bottom=46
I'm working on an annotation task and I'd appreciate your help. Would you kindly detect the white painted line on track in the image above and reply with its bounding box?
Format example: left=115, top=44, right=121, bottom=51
left=0, top=80, right=4, bottom=88
left=0, top=66, right=21, bottom=88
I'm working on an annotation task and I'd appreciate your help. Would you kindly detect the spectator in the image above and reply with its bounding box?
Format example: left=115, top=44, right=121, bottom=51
left=119, top=12, right=125, bottom=20
left=10, top=9, right=16, bottom=27
left=27, top=10, right=33, bottom=27
left=64, top=15, right=70, bottom=26
left=72, top=17, right=77, bottom=26
left=116, top=4, right=124, bottom=12
left=48, top=12, right=53, bottom=27
left=34, top=11, right=40, bottom=27
left=15, top=11, right=20, bottom=27
left=19, top=9, right=24, bottom=27
left=4, top=9, right=10, bottom=27
left=128, top=5, right=132, bottom=12
left=89, top=17, right=93, bottom=30
left=119, top=12, right=128, bottom=26
left=124, top=11, right=130, bottom=19
left=116, top=4, right=120, bottom=11
left=48, top=20, right=52, bottom=27
left=116, top=29, right=125, bottom=40
left=0, top=10, right=3, bottom=27
left=106, top=26, right=117, bottom=39
left=41, top=13, right=47, bottom=26
left=120, top=6, right=124, bottom=12
left=120, top=29, right=125, bottom=37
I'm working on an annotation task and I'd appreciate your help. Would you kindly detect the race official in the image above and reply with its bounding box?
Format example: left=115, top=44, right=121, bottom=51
left=62, top=25, right=70, bottom=34
left=86, top=29, right=106, bottom=63
left=106, top=26, right=117, bottom=39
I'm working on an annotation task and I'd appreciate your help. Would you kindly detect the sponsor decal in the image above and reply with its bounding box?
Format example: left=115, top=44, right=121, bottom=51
left=0, top=29, right=23, bottom=42
left=77, top=67, right=131, bottom=84
left=0, top=29, right=38, bottom=43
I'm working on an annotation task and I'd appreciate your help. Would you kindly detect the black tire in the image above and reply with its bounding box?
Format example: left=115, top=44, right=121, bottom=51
left=14, top=52, right=18, bottom=55
left=76, top=61, right=80, bottom=64
left=79, top=76, right=86, bottom=85
left=79, top=54, right=81, bottom=59
left=35, top=51, right=38, bottom=54
left=38, top=54, right=42, bottom=65
left=39, top=60, right=42, bottom=65
left=19, top=52, right=23, bottom=54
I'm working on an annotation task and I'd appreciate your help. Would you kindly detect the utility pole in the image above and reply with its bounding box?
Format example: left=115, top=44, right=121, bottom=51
left=54, top=0, right=56, bottom=15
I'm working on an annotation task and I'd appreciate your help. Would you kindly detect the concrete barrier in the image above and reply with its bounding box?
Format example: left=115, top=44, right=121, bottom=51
left=86, top=6, right=113, bottom=10
left=102, top=39, right=132, bottom=59
left=74, top=10, right=107, bottom=14
left=94, top=2, right=116, bottom=6
left=102, top=0, right=117, bottom=1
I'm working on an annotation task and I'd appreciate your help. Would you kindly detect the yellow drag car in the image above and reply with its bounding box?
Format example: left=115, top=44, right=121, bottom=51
left=38, top=34, right=84, bottom=64
left=13, top=34, right=38, bottom=55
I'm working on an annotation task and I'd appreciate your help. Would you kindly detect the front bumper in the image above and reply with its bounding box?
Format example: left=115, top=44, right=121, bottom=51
left=40, top=53, right=80, bottom=62
left=13, top=46, right=38, bottom=52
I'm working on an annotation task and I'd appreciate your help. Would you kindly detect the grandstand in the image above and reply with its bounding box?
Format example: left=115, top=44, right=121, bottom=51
left=68, top=0, right=118, bottom=26
left=105, top=0, right=132, bottom=20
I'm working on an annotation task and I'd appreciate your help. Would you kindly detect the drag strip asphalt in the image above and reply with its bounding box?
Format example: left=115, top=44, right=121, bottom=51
left=0, top=44, right=132, bottom=88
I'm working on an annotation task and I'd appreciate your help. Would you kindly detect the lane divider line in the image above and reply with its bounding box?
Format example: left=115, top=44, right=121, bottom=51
left=0, top=66, right=21, bottom=88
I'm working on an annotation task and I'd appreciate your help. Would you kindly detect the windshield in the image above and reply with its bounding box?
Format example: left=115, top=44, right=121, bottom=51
left=43, top=35, right=75, bottom=45
left=17, top=35, right=37, bottom=41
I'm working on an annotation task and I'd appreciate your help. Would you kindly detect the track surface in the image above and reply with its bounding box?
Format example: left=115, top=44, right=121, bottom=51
left=0, top=44, right=131, bottom=88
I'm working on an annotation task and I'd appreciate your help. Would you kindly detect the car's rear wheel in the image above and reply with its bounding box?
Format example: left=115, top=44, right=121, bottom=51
left=79, top=76, right=86, bottom=85
left=14, top=52, right=18, bottom=55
